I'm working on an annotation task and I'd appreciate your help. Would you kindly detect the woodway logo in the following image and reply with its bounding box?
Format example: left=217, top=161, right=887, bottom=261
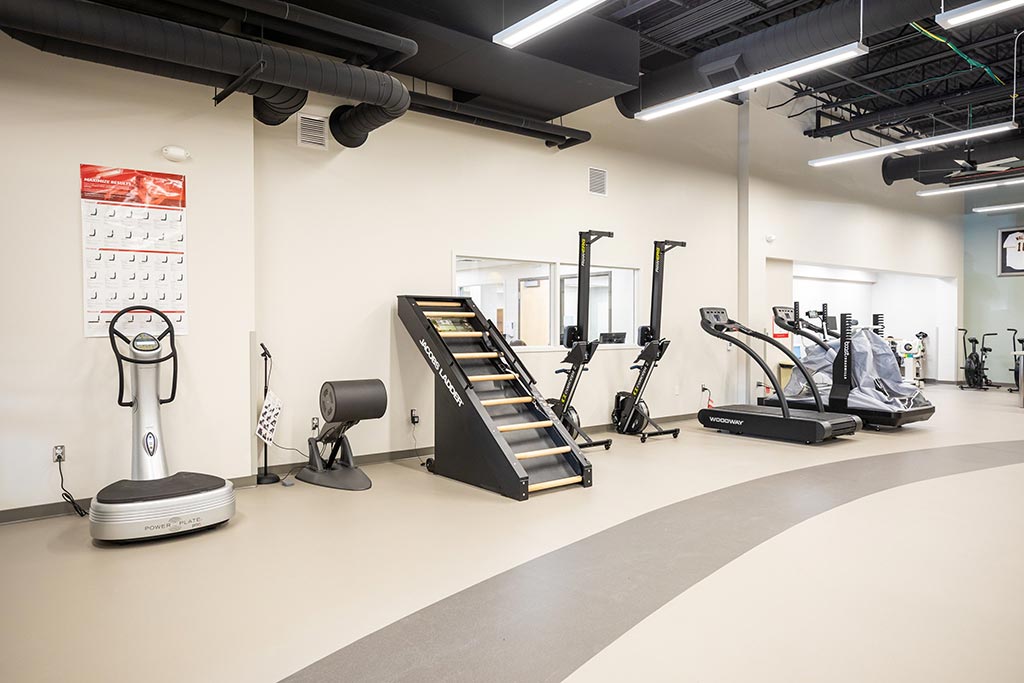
left=419, top=338, right=464, bottom=407
left=709, top=417, right=744, bottom=425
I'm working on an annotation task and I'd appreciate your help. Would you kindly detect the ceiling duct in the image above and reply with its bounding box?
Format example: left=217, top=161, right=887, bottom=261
left=0, top=0, right=411, bottom=146
left=882, top=135, right=1024, bottom=185
left=615, top=0, right=945, bottom=118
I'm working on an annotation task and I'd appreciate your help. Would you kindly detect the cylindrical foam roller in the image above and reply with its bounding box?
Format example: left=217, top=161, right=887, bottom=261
left=319, top=379, right=387, bottom=423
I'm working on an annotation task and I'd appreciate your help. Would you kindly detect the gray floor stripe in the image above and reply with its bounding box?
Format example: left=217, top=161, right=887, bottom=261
left=283, top=441, right=1024, bottom=683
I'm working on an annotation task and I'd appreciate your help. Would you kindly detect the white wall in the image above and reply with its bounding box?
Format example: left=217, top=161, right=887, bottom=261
left=252, top=94, right=740, bottom=465
left=0, top=36, right=256, bottom=510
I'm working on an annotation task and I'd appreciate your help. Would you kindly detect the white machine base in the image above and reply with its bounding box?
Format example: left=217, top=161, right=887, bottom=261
left=89, top=481, right=235, bottom=542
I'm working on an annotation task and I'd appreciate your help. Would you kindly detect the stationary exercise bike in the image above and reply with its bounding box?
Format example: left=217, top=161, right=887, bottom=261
left=958, top=328, right=995, bottom=390
left=1008, top=328, right=1023, bottom=393
left=89, top=306, right=235, bottom=542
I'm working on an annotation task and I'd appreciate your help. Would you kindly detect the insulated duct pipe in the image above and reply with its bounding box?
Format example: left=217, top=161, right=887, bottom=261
left=213, top=0, right=418, bottom=71
left=409, top=93, right=592, bottom=149
left=882, top=135, right=1024, bottom=185
left=0, top=0, right=410, bottom=146
left=616, top=0, right=944, bottom=118
left=4, top=29, right=307, bottom=125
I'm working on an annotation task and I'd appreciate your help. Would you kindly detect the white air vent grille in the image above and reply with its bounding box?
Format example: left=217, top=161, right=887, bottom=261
left=297, top=113, right=329, bottom=150
left=589, top=167, right=608, bottom=196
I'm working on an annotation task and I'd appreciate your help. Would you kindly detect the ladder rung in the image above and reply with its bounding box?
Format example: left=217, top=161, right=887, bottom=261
left=528, top=475, right=583, bottom=493
left=469, top=373, right=517, bottom=383
left=416, top=300, right=463, bottom=307
left=480, top=396, right=534, bottom=407
left=498, top=420, right=553, bottom=433
left=439, top=331, right=484, bottom=338
left=516, top=446, right=572, bottom=461
left=453, top=352, right=500, bottom=360
left=423, top=311, right=476, bottom=318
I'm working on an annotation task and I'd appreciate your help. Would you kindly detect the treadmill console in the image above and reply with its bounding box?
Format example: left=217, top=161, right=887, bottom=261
left=699, top=307, right=731, bottom=330
left=773, top=306, right=795, bottom=324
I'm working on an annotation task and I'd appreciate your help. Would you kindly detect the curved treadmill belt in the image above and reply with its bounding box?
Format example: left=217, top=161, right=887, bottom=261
left=698, top=404, right=859, bottom=443
left=758, top=395, right=935, bottom=428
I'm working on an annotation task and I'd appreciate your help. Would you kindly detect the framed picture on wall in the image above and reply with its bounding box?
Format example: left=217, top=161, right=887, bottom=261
left=998, top=227, right=1024, bottom=277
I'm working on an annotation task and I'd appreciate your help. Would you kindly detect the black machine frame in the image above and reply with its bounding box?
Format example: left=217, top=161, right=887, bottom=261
left=1009, top=328, right=1022, bottom=393
left=611, top=239, right=686, bottom=442
left=696, top=307, right=858, bottom=444
left=549, top=230, right=615, bottom=451
left=959, top=328, right=996, bottom=390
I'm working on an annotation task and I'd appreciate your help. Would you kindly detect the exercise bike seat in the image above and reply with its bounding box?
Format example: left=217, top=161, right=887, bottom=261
left=95, top=472, right=228, bottom=504
left=968, top=337, right=979, bottom=344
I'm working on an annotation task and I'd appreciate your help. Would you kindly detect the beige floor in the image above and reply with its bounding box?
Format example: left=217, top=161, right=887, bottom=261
left=1, top=385, right=1023, bottom=682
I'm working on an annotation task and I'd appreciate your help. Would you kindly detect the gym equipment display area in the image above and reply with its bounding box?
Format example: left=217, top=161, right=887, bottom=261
left=398, top=295, right=592, bottom=500
left=611, top=239, right=685, bottom=442
left=90, top=306, right=235, bottom=543
left=697, top=307, right=861, bottom=444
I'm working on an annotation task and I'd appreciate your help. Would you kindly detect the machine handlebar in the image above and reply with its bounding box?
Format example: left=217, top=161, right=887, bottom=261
left=108, top=306, right=178, bottom=407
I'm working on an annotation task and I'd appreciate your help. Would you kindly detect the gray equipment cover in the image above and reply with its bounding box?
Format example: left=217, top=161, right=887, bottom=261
left=783, top=329, right=932, bottom=412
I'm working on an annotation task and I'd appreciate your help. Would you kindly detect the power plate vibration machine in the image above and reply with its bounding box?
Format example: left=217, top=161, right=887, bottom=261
left=89, top=306, right=235, bottom=542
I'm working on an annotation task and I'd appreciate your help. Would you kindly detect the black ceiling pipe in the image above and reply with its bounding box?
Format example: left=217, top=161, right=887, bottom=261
left=807, top=85, right=1007, bottom=139
left=211, top=0, right=417, bottom=71
left=0, top=0, right=409, bottom=147
left=4, top=29, right=307, bottom=125
left=409, top=93, right=592, bottom=149
left=882, top=135, right=1024, bottom=185
left=615, top=0, right=944, bottom=118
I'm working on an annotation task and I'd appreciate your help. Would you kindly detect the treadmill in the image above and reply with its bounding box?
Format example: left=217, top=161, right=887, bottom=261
left=762, top=304, right=935, bottom=428
left=697, top=307, right=860, bottom=444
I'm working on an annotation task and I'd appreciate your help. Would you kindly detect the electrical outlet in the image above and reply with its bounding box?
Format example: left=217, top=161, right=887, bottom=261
left=53, top=445, right=65, bottom=462
left=673, top=384, right=680, bottom=396
left=410, top=409, right=420, bottom=425
left=311, top=417, right=320, bottom=432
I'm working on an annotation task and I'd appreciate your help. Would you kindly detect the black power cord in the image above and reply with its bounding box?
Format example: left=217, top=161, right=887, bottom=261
left=58, top=459, right=87, bottom=517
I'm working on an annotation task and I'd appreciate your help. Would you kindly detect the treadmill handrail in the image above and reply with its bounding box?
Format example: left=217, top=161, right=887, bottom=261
left=773, top=309, right=830, bottom=351
left=744, top=327, right=827, bottom=413
left=700, top=320, right=791, bottom=419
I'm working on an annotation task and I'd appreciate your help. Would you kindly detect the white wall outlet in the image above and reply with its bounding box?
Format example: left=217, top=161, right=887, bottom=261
left=53, top=445, right=65, bottom=462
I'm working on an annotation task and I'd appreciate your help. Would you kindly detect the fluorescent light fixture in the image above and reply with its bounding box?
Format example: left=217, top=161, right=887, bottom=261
left=973, top=201, right=1024, bottom=213
left=635, top=42, right=868, bottom=121
left=936, top=0, right=1024, bottom=29
left=917, top=176, right=1024, bottom=197
left=493, top=0, right=607, bottom=48
left=809, top=121, right=1019, bottom=168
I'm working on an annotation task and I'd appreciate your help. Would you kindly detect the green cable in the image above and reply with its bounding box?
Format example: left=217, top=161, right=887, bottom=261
left=909, top=22, right=1005, bottom=86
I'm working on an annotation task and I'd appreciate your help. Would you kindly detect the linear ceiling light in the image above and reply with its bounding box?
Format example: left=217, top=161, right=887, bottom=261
left=972, top=201, right=1024, bottom=212
left=635, top=42, right=868, bottom=121
left=936, top=0, right=1024, bottom=29
left=808, top=121, right=1019, bottom=168
left=917, top=176, right=1024, bottom=197
left=493, top=0, right=607, bottom=48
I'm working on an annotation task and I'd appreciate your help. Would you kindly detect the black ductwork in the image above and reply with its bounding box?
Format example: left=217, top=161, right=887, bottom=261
left=409, top=93, right=592, bottom=150
left=0, top=0, right=410, bottom=146
left=214, top=0, right=417, bottom=71
left=616, top=0, right=943, bottom=118
left=4, top=29, right=307, bottom=126
left=882, top=135, right=1024, bottom=185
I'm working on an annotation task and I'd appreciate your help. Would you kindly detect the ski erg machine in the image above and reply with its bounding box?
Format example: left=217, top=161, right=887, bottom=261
left=90, top=307, right=235, bottom=542
left=548, top=230, right=614, bottom=451
left=697, top=307, right=860, bottom=444
left=611, top=239, right=685, bottom=442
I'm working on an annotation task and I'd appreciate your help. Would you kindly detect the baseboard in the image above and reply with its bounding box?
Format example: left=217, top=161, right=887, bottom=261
left=0, top=498, right=93, bottom=526
left=0, top=417, right=694, bottom=524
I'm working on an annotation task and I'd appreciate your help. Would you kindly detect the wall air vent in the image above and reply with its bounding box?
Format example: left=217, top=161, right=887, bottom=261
left=297, top=113, right=329, bottom=150
left=589, top=167, right=608, bottom=196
